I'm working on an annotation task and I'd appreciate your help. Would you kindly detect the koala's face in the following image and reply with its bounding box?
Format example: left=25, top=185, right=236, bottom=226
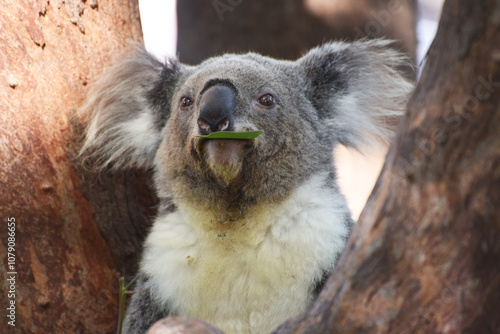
left=156, top=55, right=330, bottom=208
left=81, top=40, right=413, bottom=212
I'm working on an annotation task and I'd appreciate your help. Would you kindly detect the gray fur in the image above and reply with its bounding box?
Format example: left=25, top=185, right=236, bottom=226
left=298, top=39, right=413, bottom=149
left=80, top=39, right=413, bottom=334
left=79, top=46, right=184, bottom=169
left=122, top=275, right=172, bottom=333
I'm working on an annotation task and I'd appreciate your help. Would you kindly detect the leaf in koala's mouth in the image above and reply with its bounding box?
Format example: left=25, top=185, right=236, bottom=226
left=196, top=131, right=264, bottom=140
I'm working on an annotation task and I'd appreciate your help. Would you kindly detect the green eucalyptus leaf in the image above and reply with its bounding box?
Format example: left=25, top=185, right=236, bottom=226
left=196, top=131, right=264, bottom=140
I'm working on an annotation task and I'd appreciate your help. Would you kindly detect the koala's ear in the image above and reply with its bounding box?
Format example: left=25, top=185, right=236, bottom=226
left=79, top=47, right=184, bottom=169
left=297, top=39, right=414, bottom=150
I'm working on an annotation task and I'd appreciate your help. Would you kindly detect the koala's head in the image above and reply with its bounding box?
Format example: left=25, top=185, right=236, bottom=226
left=80, top=40, right=413, bottom=211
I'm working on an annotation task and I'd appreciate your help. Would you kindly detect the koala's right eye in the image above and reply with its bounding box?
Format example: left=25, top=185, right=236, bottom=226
left=180, top=97, right=194, bottom=110
left=258, top=94, right=276, bottom=108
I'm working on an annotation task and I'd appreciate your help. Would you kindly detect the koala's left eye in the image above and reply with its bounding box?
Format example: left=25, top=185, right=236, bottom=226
left=258, top=94, right=275, bottom=107
left=180, top=97, right=194, bottom=110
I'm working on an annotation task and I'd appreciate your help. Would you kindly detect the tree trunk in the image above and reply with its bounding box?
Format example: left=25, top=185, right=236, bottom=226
left=0, top=1, right=148, bottom=333
left=149, top=0, right=500, bottom=332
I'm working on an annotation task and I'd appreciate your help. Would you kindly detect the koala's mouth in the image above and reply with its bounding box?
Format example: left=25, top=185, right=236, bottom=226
left=195, top=138, right=256, bottom=185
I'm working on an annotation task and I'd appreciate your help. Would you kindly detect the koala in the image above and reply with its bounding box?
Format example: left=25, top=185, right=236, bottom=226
left=80, top=39, right=413, bottom=334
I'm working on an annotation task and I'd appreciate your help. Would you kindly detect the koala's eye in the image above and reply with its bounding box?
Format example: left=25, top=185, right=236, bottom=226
left=258, top=94, right=275, bottom=107
left=180, top=97, right=193, bottom=109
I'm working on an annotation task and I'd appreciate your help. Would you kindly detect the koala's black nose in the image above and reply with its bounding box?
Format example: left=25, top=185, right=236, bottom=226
left=198, top=85, right=236, bottom=134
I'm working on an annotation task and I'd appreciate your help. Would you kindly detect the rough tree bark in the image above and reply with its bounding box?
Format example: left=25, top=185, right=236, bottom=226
left=149, top=0, right=500, bottom=333
left=0, top=1, right=149, bottom=333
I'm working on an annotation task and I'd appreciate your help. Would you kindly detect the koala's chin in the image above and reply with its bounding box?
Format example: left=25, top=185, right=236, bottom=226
left=198, top=138, right=256, bottom=185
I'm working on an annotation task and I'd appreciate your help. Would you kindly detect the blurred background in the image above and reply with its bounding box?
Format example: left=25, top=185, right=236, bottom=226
left=138, top=0, right=445, bottom=220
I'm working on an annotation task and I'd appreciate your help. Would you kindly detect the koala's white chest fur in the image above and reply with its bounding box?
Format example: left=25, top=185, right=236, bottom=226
left=141, top=174, right=350, bottom=333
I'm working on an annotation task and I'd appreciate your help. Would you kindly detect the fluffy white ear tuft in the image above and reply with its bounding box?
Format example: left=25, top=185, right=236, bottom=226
left=79, top=46, right=181, bottom=169
left=298, top=39, right=414, bottom=150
